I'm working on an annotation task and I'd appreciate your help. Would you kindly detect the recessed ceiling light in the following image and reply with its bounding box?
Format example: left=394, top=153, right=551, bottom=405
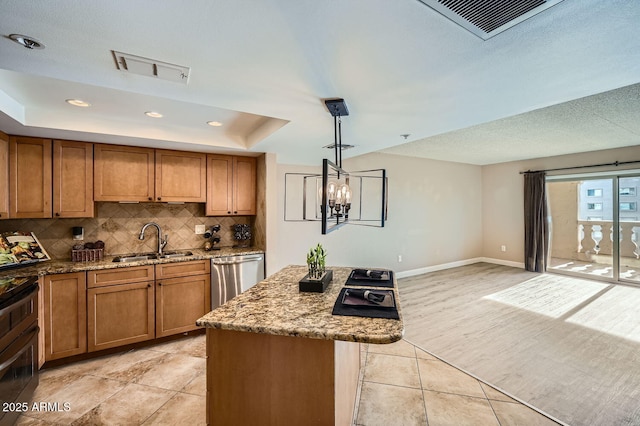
left=145, top=111, right=163, bottom=118
left=65, top=99, right=91, bottom=107
left=9, top=34, right=45, bottom=50
left=207, top=121, right=223, bottom=127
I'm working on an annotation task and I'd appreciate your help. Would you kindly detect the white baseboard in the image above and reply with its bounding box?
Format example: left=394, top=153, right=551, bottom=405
left=395, top=257, right=525, bottom=279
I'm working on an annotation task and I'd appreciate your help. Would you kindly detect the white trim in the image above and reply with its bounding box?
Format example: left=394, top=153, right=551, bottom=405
left=395, top=257, right=524, bottom=279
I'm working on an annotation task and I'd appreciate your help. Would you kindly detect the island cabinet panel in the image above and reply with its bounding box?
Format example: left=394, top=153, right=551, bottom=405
left=93, top=144, right=155, bottom=202
left=206, top=329, right=360, bottom=426
left=87, top=281, right=155, bottom=352
left=53, top=140, right=94, bottom=218
left=0, top=131, right=8, bottom=219
left=42, top=272, right=87, bottom=361
left=206, top=155, right=256, bottom=216
left=9, top=136, right=52, bottom=218
left=156, top=274, right=211, bottom=337
left=155, top=150, right=206, bottom=202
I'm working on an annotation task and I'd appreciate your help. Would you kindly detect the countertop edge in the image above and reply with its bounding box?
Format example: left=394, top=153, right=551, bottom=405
left=0, top=247, right=265, bottom=278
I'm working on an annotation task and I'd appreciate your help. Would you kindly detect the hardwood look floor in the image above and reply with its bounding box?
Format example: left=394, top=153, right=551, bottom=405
left=398, top=262, right=640, bottom=426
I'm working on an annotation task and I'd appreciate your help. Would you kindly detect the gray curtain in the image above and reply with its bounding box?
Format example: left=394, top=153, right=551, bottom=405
left=524, top=172, right=548, bottom=272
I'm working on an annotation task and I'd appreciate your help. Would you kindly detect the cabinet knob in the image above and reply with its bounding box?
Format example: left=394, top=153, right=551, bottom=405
left=148, top=283, right=152, bottom=288
left=55, top=212, right=60, bottom=217
left=234, top=211, right=237, bottom=214
left=157, top=197, right=162, bottom=201
left=227, top=211, right=231, bottom=214
left=148, top=197, right=152, bottom=201
left=158, top=282, right=162, bottom=286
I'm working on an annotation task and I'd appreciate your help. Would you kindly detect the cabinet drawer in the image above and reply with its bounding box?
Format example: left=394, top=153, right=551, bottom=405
left=156, top=260, right=210, bottom=279
left=88, top=265, right=154, bottom=288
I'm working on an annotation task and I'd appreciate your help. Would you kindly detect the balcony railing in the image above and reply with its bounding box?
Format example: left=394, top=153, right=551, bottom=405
left=577, top=220, right=640, bottom=259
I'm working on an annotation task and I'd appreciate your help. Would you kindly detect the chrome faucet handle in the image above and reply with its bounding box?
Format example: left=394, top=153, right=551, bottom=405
left=161, top=234, right=168, bottom=248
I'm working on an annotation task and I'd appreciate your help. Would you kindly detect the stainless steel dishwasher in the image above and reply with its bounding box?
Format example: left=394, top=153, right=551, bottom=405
left=211, top=253, right=265, bottom=309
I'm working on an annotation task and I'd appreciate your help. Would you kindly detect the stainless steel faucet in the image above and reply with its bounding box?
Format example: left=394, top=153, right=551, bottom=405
left=139, top=222, right=168, bottom=255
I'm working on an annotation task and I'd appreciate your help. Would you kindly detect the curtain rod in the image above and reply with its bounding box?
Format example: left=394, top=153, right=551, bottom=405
left=519, top=160, right=640, bottom=175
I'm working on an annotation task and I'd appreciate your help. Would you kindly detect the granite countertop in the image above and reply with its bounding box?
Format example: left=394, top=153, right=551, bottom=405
left=196, top=265, right=404, bottom=344
left=0, top=247, right=264, bottom=279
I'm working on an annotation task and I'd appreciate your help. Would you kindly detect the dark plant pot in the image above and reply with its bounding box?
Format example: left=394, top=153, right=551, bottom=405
left=299, top=269, right=333, bottom=293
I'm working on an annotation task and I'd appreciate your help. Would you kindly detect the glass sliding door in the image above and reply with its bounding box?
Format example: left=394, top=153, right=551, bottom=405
left=548, top=173, right=640, bottom=284
left=548, top=178, right=615, bottom=280
left=618, top=176, right=640, bottom=283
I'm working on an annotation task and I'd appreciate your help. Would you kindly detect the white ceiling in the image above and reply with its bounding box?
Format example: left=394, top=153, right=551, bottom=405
left=0, top=0, right=639, bottom=165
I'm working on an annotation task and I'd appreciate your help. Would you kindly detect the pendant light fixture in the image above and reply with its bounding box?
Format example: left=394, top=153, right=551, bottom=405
left=323, top=99, right=352, bottom=229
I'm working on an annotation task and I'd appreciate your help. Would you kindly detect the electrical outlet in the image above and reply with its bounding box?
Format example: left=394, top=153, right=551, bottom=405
left=398, top=255, right=403, bottom=263
left=501, top=245, right=507, bottom=252
left=195, top=225, right=206, bottom=235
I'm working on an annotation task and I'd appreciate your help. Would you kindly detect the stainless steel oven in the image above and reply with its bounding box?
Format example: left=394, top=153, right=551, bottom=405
left=0, top=276, right=39, bottom=426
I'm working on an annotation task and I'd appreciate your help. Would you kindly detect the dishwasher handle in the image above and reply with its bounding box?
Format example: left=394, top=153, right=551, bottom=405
left=211, top=254, right=264, bottom=265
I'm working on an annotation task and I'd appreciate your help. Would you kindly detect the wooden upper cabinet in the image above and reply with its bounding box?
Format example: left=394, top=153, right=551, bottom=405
left=206, top=155, right=233, bottom=216
left=206, top=155, right=256, bottom=216
left=53, top=140, right=94, bottom=217
left=155, top=150, right=206, bottom=202
left=9, top=136, right=52, bottom=218
left=0, top=131, right=8, bottom=219
left=233, top=156, right=257, bottom=215
left=94, top=144, right=155, bottom=202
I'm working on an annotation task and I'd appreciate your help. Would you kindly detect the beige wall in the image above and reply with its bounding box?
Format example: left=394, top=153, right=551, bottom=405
left=269, top=152, right=484, bottom=274
left=482, top=145, right=640, bottom=265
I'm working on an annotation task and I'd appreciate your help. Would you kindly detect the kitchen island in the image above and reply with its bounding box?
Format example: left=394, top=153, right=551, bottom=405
left=196, top=265, right=404, bottom=426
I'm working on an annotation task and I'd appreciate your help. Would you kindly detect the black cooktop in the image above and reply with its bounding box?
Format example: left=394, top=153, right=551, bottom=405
left=0, top=276, right=38, bottom=309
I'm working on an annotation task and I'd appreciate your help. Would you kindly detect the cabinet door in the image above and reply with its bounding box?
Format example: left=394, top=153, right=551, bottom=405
left=42, top=272, right=87, bottom=361
left=206, top=154, right=234, bottom=216
left=155, top=150, right=206, bottom=202
left=9, top=136, right=52, bottom=218
left=94, top=144, right=154, bottom=202
left=53, top=140, right=94, bottom=217
left=87, top=281, right=154, bottom=351
left=0, top=131, right=8, bottom=219
left=156, top=274, right=211, bottom=337
left=233, top=156, right=257, bottom=215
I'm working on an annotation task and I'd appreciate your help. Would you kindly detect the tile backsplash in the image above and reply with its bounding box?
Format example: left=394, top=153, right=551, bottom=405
left=0, top=203, right=254, bottom=259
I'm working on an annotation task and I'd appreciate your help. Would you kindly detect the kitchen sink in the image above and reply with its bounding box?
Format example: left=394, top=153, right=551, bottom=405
left=158, top=251, right=193, bottom=259
left=112, top=251, right=193, bottom=263
left=112, top=253, right=158, bottom=262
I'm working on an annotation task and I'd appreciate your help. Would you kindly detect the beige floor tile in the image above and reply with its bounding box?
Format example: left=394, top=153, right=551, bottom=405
left=414, top=346, right=438, bottom=361
left=26, top=367, right=85, bottom=403
left=135, top=353, right=205, bottom=391
left=25, top=375, right=126, bottom=424
left=70, top=383, right=176, bottom=425
left=87, top=349, right=167, bottom=383
left=480, top=382, right=517, bottom=403
left=14, top=415, right=55, bottom=425
left=363, top=353, right=421, bottom=389
left=356, top=382, right=426, bottom=426
left=423, top=390, right=499, bottom=426
left=180, top=373, right=207, bottom=396
left=150, top=334, right=206, bottom=358
left=418, top=358, right=485, bottom=398
left=490, top=400, right=560, bottom=426
left=142, top=393, right=206, bottom=426
left=367, top=339, right=416, bottom=358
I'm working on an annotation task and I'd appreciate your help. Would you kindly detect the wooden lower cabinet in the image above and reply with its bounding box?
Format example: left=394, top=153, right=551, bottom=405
left=87, top=281, right=155, bottom=352
left=156, top=274, right=211, bottom=337
left=42, top=272, right=87, bottom=361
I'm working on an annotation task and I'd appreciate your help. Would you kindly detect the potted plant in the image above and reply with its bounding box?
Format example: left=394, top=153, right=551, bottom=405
left=300, top=243, right=333, bottom=292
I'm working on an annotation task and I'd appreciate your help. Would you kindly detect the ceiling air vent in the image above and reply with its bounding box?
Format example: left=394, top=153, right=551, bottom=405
left=323, top=143, right=355, bottom=151
left=416, top=0, right=566, bottom=40
left=112, top=50, right=190, bottom=84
